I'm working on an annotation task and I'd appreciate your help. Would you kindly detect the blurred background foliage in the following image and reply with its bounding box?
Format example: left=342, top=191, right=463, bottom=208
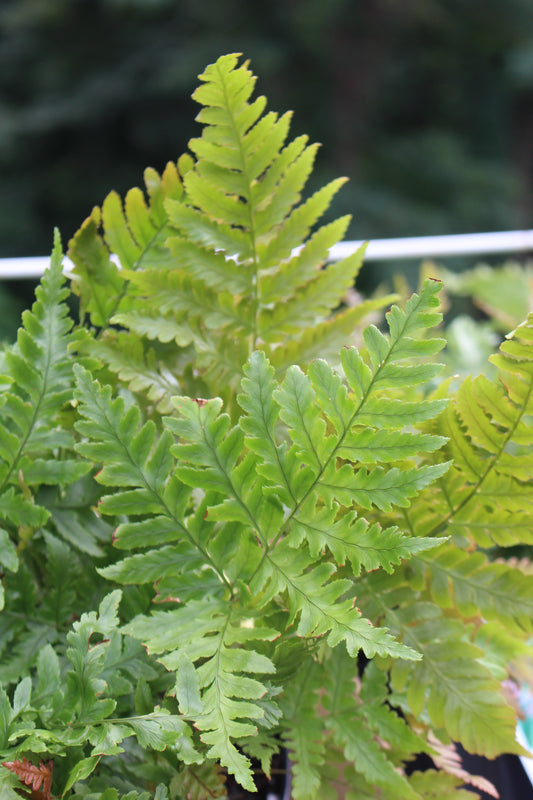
left=1, top=0, right=533, bottom=333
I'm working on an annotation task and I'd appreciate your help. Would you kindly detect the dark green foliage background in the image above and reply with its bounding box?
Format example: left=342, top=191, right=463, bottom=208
left=2, top=0, right=533, bottom=261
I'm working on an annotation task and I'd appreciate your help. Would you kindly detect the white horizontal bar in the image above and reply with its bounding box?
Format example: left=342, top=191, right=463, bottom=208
left=1, top=229, right=533, bottom=279
left=0, top=256, right=75, bottom=279
left=331, top=229, right=533, bottom=262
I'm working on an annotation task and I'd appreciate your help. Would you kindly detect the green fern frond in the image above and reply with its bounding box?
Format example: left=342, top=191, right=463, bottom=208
left=281, top=659, right=325, bottom=799
left=419, top=543, right=533, bottom=633
left=358, top=569, right=523, bottom=759
left=69, top=163, right=183, bottom=328
left=0, top=232, right=88, bottom=537
left=72, top=54, right=392, bottom=410
left=73, top=366, right=231, bottom=594
left=125, top=599, right=278, bottom=792
left=167, top=387, right=424, bottom=660
left=163, top=281, right=450, bottom=659
left=409, top=313, right=533, bottom=549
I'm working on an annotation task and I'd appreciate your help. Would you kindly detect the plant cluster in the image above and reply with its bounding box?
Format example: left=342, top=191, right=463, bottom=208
left=1, top=54, right=533, bottom=800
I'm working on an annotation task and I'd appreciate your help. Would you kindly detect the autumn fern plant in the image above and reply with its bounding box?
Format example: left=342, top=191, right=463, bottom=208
left=1, top=53, right=533, bottom=800
left=68, top=53, right=395, bottom=414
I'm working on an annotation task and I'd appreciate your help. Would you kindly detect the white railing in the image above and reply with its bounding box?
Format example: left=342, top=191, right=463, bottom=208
left=1, top=229, right=533, bottom=279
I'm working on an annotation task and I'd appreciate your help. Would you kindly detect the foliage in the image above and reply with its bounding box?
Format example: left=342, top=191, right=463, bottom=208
left=68, top=53, right=395, bottom=412
left=1, top=54, right=533, bottom=800
left=1, top=0, right=532, bottom=264
left=440, top=261, right=533, bottom=335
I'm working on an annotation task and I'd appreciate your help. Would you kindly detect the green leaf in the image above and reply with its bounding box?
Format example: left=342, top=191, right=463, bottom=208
left=175, top=654, right=204, bottom=715
left=408, top=770, right=485, bottom=799
left=0, top=688, right=12, bottom=748
left=12, top=677, right=31, bottom=715
left=62, top=755, right=101, bottom=797
left=36, top=644, right=61, bottom=699
left=0, top=531, right=18, bottom=572
left=0, top=768, right=29, bottom=800
left=328, top=716, right=422, bottom=800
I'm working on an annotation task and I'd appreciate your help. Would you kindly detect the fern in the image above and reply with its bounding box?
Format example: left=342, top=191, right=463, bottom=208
left=2, top=591, right=197, bottom=797
left=0, top=231, right=88, bottom=537
left=1, top=757, right=53, bottom=800
left=358, top=570, right=522, bottom=758
left=333, top=311, right=533, bottom=768
left=0, top=234, right=114, bottom=686
left=321, top=651, right=423, bottom=800
left=68, top=54, right=394, bottom=411
left=66, top=279, right=458, bottom=794
left=3, top=52, right=533, bottom=800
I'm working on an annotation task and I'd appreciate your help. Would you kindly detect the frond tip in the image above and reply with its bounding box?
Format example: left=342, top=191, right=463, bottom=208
left=2, top=758, right=53, bottom=800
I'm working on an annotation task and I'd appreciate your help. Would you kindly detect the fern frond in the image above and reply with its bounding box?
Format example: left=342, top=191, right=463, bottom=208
left=419, top=543, right=533, bottom=633
left=281, top=659, right=325, bottom=799
left=166, top=284, right=449, bottom=659
left=408, top=770, right=483, bottom=800
left=0, top=232, right=88, bottom=535
left=410, top=313, right=533, bottom=550
left=73, top=366, right=231, bottom=597
left=358, top=569, right=524, bottom=759
left=69, top=162, right=183, bottom=328
left=155, top=55, right=387, bottom=388
left=167, top=390, right=423, bottom=660
left=125, top=599, right=278, bottom=793
left=67, top=54, right=393, bottom=411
